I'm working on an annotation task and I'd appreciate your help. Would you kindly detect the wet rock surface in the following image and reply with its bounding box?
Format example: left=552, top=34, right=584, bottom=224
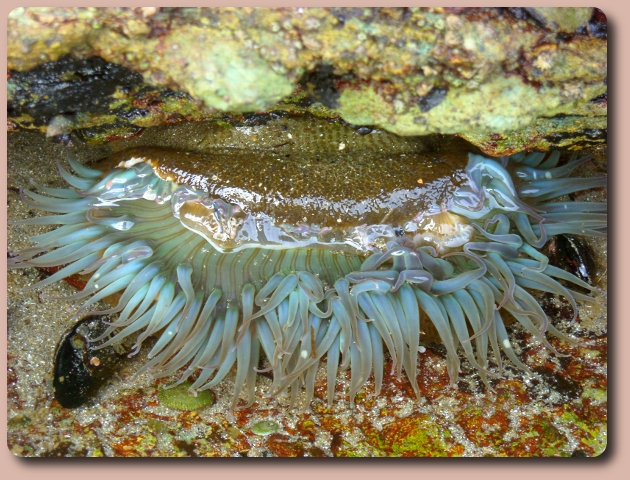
left=7, top=7, right=606, bottom=152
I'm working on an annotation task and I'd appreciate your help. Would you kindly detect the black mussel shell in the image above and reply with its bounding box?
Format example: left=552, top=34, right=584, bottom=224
left=53, top=315, right=128, bottom=408
left=546, top=234, right=597, bottom=286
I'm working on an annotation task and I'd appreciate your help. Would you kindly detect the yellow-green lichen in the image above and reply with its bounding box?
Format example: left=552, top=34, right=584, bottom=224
left=560, top=409, right=607, bottom=456
left=581, top=387, right=607, bottom=403
left=337, top=76, right=606, bottom=137
left=461, top=114, right=607, bottom=155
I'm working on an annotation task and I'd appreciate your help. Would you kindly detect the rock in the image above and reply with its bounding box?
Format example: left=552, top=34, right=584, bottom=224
left=7, top=7, right=606, bottom=150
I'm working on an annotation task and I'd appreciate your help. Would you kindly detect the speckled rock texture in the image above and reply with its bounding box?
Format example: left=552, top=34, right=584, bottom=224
left=7, top=7, right=606, bottom=153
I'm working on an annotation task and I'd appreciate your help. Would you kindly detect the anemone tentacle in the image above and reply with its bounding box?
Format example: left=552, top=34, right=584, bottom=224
left=8, top=149, right=606, bottom=410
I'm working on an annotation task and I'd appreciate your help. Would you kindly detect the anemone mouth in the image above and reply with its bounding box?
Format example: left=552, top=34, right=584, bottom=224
left=8, top=148, right=606, bottom=412
left=411, top=210, right=475, bottom=254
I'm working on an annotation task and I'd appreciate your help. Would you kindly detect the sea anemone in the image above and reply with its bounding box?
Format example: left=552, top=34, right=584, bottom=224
left=8, top=147, right=607, bottom=411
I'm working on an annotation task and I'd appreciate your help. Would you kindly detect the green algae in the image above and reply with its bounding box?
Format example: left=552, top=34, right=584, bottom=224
left=363, top=415, right=455, bottom=457
left=7, top=415, right=31, bottom=430
left=251, top=420, right=280, bottom=436
left=333, top=440, right=386, bottom=458
left=157, top=382, right=215, bottom=411
left=529, top=7, right=593, bottom=33
left=560, top=408, right=607, bottom=456
left=582, top=387, right=607, bottom=403
left=146, top=418, right=170, bottom=434
left=461, top=114, right=607, bottom=155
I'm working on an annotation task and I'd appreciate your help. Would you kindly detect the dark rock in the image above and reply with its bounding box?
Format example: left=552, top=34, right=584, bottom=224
left=300, top=64, right=342, bottom=109
left=417, top=87, right=448, bottom=113
left=8, top=56, right=145, bottom=126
